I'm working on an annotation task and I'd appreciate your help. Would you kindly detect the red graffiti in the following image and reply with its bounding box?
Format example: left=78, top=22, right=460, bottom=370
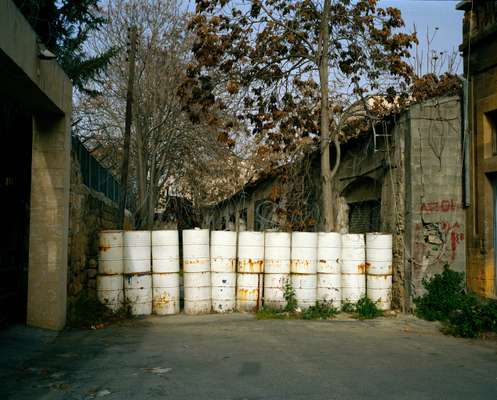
left=421, top=199, right=460, bottom=213
left=413, top=220, right=464, bottom=263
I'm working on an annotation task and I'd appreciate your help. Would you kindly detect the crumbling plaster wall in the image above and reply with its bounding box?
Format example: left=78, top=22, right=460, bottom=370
left=405, top=96, right=465, bottom=304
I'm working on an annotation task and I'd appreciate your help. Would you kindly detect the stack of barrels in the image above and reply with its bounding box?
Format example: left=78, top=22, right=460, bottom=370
left=124, top=231, right=152, bottom=315
left=366, top=233, right=393, bottom=310
left=317, top=232, right=342, bottom=307
left=291, top=232, right=318, bottom=310
left=182, top=229, right=211, bottom=315
left=264, top=232, right=291, bottom=310
left=211, top=231, right=237, bottom=313
left=151, top=230, right=180, bottom=315
left=341, top=233, right=366, bottom=305
left=237, top=231, right=264, bottom=312
left=97, top=231, right=124, bottom=311
left=96, top=229, right=393, bottom=315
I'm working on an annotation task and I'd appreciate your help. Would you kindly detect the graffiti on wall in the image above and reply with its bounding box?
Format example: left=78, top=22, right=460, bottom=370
left=420, top=199, right=461, bottom=213
left=414, top=199, right=464, bottom=265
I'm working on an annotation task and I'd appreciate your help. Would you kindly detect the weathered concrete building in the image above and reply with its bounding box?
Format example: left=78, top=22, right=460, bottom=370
left=205, top=97, right=465, bottom=310
left=0, top=0, right=72, bottom=329
left=457, top=0, right=497, bottom=299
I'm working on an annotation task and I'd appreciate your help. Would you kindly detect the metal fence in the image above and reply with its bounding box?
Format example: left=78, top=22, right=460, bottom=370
left=71, top=135, right=121, bottom=204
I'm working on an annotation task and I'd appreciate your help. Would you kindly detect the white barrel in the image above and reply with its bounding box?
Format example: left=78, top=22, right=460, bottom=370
left=317, top=273, right=341, bottom=307
left=237, top=231, right=264, bottom=273
left=264, top=232, right=291, bottom=274
left=151, top=230, right=179, bottom=273
left=152, top=273, right=179, bottom=315
left=184, top=270, right=211, bottom=315
left=236, top=272, right=263, bottom=312
left=263, top=273, right=289, bottom=309
left=317, top=232, right=341, bottom=274
left=291, top=232, right=318, bottom=274
left=183, top=229, right=210, bottom=273
left=123, top=231, right=151, bottom=274
left=341, top=234, right=365, bottom=304
left=291, top=274, right=317, bottom=310
left=211, top=231, right=237, bottom=273
left=211, top=272, right=236, bottom=313
left=96, top=274, right=124, bottom=312
left=367, top=275, right=392, bottom=310
left=124, top=273, right=152, bottom=315
left=341, top=273, right=366, bottom=303
left=366, top=233, right=393, bottom=275
left=98, top=230, right=124, bottom=275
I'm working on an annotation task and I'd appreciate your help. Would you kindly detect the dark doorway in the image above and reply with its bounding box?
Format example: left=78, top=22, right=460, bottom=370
left=348, top=200, right=381, bottom=233
left=0, top=102, right=32, bottom=326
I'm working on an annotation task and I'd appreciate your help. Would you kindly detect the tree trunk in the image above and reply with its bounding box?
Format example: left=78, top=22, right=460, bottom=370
left=318, top=0, right=334, bottom=232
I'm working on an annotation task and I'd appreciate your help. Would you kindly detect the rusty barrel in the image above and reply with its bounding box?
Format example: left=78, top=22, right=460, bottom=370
left=98, top=230, right=124, bottom=275
left=123, top=231, right=152, bottom=315
left=237, top=231, right=264, bottom=312
left=96, top=274, right=124, bottom=312
left=317, top=232, right=342, bottom=307
left=151, top=230, right=180, bottom=315
left=291, top=232, right=318, bottom=310
left=341, top=233, right=366, bottom=304
left=264, top=232, right=291, bottom=310
left=366, top=233, right=393, bottom=310
left=97, top=230, right=124, bottom=311
left=183, top=229, right=211, bottom=314
left=211, top=231, right=237, bottom=313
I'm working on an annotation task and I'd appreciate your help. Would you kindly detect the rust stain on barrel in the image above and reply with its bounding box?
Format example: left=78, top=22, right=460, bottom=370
left=357, top=263, right=367, bottom=274
left=237, top=288, right=259, bottom=301
left=99, top=245, right=111, bottom=252
left=364, top=262, right=371, bottom=273
left=238, top=258, right=263, bottom=273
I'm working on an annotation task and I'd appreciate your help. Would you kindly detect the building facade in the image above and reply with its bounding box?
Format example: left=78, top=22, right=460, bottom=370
left=204, top=97, right=465, bottom=310
left=457, top=0, right=497, bottom=299
left=0, top=0, right=72, bottom=330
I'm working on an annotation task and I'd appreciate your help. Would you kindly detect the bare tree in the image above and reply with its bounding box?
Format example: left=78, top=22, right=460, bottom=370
left=75, top=0, right=239, bottom=228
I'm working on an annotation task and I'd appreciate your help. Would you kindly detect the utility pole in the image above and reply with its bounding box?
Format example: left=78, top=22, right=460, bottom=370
left=118, top=25, right=138, bottom=229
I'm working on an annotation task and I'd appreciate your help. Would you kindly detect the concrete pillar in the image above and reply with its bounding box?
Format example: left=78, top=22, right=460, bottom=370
left=27, top=111, right=71, bottom=330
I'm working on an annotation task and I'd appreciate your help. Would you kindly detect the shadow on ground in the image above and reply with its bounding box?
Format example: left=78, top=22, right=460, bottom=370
left=1, top=314, right=497, bottom=400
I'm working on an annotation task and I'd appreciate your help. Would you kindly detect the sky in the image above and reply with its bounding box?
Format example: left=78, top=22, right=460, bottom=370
left=379, top=0, right=464, bottom=73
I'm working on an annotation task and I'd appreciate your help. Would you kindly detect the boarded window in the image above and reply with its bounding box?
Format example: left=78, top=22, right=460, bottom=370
left=348, top=200, right=381, bottom=233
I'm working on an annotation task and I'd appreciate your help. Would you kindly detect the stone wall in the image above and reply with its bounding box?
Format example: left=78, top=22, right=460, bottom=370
left=68, top=153, right=132, bottom=300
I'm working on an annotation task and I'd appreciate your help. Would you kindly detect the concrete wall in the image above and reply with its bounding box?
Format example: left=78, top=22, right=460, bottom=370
left=1, top=0, right=72, bottom=330
left=404, top=97, right=465, bottom=303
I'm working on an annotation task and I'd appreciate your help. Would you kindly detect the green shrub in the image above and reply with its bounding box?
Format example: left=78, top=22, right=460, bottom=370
left=480, top=300, right=497, bottom=333
left=255, top=306, right=288, bottom=320
left=355, top=296, right=383, bottom=319
left=414, top=266, right=497, bottom=338
left=301, top=302, right=338, bottom=320
left=341, top=300, right=356, bottom=313
left=283, top=280, right=298, bottom=313
left=414, top=266, right=466, bottom=321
